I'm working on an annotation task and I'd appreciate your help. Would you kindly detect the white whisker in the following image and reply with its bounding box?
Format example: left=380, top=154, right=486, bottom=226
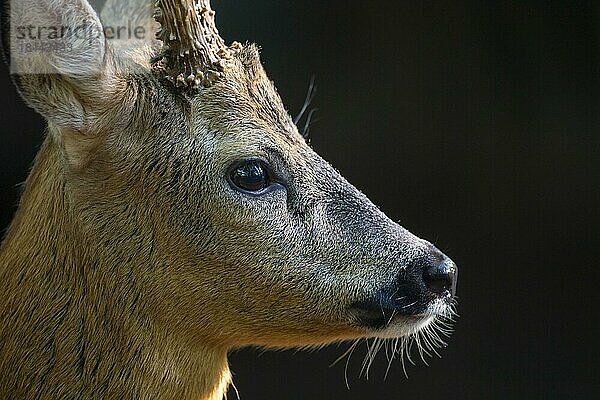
left=333, top=299, right=457, bottom=383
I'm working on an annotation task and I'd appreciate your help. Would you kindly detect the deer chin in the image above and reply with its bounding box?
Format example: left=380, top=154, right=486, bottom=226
left=373, top=315, right=436, bottom=339
left=384, top=304, right=457, bottom=345
left=352, top=297, right=457, bottom=340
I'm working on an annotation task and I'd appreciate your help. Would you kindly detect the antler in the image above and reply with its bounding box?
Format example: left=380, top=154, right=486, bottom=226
left=153, top=0, right=240, bottom=89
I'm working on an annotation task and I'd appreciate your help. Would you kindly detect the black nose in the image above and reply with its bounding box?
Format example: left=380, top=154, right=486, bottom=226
left=422, top=257, right=458, bottom=297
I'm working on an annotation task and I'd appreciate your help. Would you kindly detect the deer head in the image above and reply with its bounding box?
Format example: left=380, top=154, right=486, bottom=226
left=1, top=1, right=458, bottom=399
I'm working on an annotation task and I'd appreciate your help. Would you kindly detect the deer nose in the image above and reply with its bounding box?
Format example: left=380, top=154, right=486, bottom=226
left=422, top=256, right=458, bottom=297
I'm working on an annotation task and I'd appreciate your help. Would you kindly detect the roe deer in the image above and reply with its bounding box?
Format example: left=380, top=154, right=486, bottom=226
left=0, top=1, right=458, bottom=399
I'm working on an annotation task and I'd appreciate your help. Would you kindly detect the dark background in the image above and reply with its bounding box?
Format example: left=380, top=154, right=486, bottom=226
left=1, top=1, right=599, bottom=399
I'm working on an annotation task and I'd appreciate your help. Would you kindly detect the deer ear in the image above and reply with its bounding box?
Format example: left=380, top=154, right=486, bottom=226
left=5, top=0, right=127, bottom=132
left=97, top=0, right=159, bottom=70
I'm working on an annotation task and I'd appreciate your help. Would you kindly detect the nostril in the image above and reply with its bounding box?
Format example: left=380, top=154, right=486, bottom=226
left=422, top=258, right=458, bottom=297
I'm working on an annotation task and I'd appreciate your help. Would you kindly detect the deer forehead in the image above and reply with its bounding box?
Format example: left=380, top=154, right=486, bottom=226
left=188, top=46, right=306, bottom=153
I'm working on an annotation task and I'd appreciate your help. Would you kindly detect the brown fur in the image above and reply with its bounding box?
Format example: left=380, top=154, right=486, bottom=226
left=0, top=1, right=456, bottom=399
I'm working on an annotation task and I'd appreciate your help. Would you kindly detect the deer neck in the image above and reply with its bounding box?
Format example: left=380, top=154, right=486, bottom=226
left=0, top=137, right=231, bottom=400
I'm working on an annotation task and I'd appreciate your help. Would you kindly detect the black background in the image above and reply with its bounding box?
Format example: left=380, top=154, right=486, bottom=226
left=1, top=1, right=599, bottom=399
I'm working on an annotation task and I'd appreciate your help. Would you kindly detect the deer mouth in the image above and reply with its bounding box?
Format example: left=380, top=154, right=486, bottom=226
left=348, top=248, right=458, bottom=335
left=349, top=297, right=457, bottom=336
left=350, top=304, right=429, bottom=332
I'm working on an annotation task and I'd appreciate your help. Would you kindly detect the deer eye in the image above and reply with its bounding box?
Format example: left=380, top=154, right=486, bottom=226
left=229, top=160, right=272, bottom=194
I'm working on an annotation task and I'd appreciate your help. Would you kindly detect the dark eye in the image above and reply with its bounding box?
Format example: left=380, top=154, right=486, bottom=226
left=229, top=160, right=271, bottom=194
